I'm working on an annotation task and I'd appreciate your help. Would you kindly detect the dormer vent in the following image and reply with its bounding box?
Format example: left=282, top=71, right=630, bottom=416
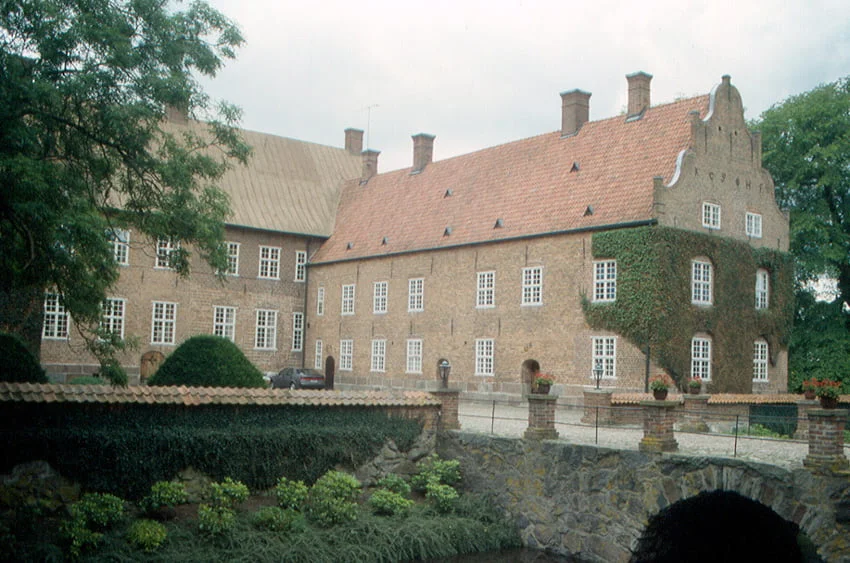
left=494, top=218, right=504, bottom=229
left=443, top=227, right=452, bottom=236
left=381, top=236, right=388, bottom=245
left=444, top=189, right=453, bottom=197
left=346, top=242, right=354, bottom=250
left=571, top=162, right=580, bottom=172
left=584, top=205, right=594, bottom=216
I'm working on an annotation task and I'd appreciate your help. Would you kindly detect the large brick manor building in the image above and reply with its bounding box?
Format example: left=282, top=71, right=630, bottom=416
left=41, top=73, right=791, bottom=395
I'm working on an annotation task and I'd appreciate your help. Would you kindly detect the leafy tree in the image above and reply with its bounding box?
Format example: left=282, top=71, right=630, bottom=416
left=0, top=332, right=48, bottom=383
left=0, top=0, right=250, bottom=383
left=146, top=335, right=266, bottom=388
left=755, top=76, right=850, bottom=392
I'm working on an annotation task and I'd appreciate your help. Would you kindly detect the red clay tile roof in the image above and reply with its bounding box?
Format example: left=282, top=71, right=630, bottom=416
left=0, top=383, right=441, bottom=408
left=312, top=96, right=710, bottom=264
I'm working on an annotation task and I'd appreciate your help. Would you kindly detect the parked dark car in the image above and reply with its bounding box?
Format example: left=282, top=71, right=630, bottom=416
left=271, top=367, right=325, bottom=390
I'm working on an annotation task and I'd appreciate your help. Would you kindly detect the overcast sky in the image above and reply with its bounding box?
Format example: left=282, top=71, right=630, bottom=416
left=202, top=0, right=850, bottom=173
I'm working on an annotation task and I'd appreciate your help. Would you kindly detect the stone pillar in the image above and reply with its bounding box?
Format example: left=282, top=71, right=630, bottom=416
left=803, top=409, right=849, bottom=472
left=582, top=388, right=613, bottom=425
left=639, top=401, right=678, bottom=453
left=794, top=399, right=820, bottom=440
left=430, top=389, right=461, bottom=431
left=679, top=394, right=710, bottom=433
left=524, top=394, right=559, bottom=440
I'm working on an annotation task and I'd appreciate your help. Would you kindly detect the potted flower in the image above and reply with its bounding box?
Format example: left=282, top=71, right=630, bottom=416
left=533, top=373, right=555, bottom=395
left=649, top=374, right=673, bottom=401
left=814, top=378, right=841, bottom=409
left=687, top=377, right=702, bottom=395
left=801, top=378, right=817, bottom=401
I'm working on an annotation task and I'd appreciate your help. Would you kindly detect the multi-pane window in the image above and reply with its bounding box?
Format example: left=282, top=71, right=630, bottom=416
left=314, top=339, right=323, bottom=370
left=691, top=337, right=712, bottom=381
left=408, top=278, right=424, bottom=312
left=746, top=212, right=763, bottom=238
left=213, top=306, right=236, bottom=341
left=755, top=269, right=769, bottom=310
left=155, top=238, right=179, bottom=269
left=101, top=298, right=125, bottom=340
left=254, top=309, right=278, bottom=350
left=42, top=293, right=69, bottom=339
left=753, top=340, right=769, bottom=382
left=521, top=266, right=543, bottom=306
left=371, top=339, right=386, bottom=372
left=373, top=281, right=388, bottom=314
left=475, top=338, right=495, bottom=376
left=702, top=202, right=721, bottom=229
left=406, top=339, right=423, bottom=374
left=258, top=246, right=281, bottom=279
left=225, top=242, right=240, bottom=276
left=110, top=229, right=130, bottom=266
left=317, top=287, right=325, bottom=316
left=292, top=312, right=304, bottom=351
left=294, top=251, right=307, bottom=282
left=691, top=260, right=713, bottom=305
left=593, top=260, right=617, bottom=302
left=476, top=271, right=495, bottom=308
left=340, top=339, right=353, bottom=371
left=151, top=301, right=177, bottom=345
left=341, top=284, right=355, bottom=315
left=592, top=337, right=617, bottom=379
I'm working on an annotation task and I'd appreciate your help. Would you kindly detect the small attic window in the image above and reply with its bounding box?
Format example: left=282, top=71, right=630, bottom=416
left=494, top=218, right=504, bottom=229
left=346, top=242, right=354, bottom=250
left=570, top=162, right=580, bottom=172
left=444, top=189, right=453, bottom=197
left=584, top=205, right=594, bottom=216
left=381, top=237, right=388, bottom=245
left=443, top=227, right=452, bottom=236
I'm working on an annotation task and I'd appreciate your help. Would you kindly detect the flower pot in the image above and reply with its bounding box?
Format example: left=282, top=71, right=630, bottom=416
left=688, top=386, right=700, bottom=395
left=535, top=383, right=551, bottom=395
left=653, top=389, right=668, bottom=401
left=804, top=390, right=816, bottom=400
left=819, top=396, right=838, bottom=409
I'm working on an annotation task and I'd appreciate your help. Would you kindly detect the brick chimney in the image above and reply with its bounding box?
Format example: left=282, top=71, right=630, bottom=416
left=626, top=71, right=652, bottom=118
left=361, top=149, right=380, bottom=180
left=412, top=133, right=435, bottom=172
left=560, top=90, right=591, bottom=137
left=344, top=128, right=363, bottom=155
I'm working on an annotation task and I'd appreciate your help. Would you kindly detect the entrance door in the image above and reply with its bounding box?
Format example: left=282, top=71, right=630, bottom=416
left=325, top=356, right=336, bottom=390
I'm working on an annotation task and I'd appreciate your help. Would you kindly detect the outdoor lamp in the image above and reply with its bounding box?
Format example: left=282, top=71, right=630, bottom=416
left=593, top=360, right=604, bottom=389
left=439, top=360, right=451, bottom=389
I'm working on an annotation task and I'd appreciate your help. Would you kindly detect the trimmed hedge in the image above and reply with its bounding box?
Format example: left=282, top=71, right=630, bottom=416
left=0, top=333, right=48, bottom=384
left=147, top=335, right=266, bottom=388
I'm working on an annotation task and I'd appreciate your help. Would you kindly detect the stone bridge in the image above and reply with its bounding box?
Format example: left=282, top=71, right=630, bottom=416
left=438, top=431, right=850, bottom=562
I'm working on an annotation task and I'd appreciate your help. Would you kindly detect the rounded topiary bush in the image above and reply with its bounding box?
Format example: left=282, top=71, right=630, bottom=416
left=147, top=335, right=265, bottom=388
left=0, top=333, right=48, bottom=383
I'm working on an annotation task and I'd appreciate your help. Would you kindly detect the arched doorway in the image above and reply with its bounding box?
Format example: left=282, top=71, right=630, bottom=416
left=140, top=351, right=165, bottom=383
left=325, top=356, right=335, bottom=390
left=520, top=359, right=540, bottom=394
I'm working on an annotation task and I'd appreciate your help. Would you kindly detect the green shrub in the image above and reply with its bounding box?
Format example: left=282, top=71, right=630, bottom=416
left=147, top=335, right=265, bottom=388
left=306, top=470, right=361, bottom=528
left=275, top=476, right=308, bottom=509
left=95, top=359, right=127, bottom=386
left=209, top=477, right=249, bottom=509
left=141, top=481, right=188, bottom=512
left=0, top=333, right=47, bottom=384
left=375, top=473, right=411, bottom=497
left=411, top=455, right=461, bottom=491
left=197, top=504, right=236, bottom=535
left=127, top=519, right=167, bottom=552
left=68, top=376, right=106, bottom=385
left=369, top=489, right=414, bottom=516
left=61, top=514, right=103, bottom=558
left=251, top=506, right=302, bottom=532
left=425, top=482, right=459, bottom=514
left=72, top=493, right=125, bottom=530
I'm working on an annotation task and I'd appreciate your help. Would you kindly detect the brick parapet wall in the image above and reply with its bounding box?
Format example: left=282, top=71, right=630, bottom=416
left=803, top=410, right=848, bottom=473
left=639, top=401, right=678, bottom=453
left=581, top=389, right=613, bottom=425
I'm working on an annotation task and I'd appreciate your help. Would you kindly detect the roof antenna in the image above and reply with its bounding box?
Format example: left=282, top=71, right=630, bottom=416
left=363, top=104, right=380, bottom=149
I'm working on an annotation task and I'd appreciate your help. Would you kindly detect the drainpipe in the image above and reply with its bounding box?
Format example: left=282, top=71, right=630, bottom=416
left=300, top=238, right=311, bottom=370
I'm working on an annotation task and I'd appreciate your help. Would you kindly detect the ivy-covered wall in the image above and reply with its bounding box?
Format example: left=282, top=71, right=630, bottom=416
left=582, top=226, right=794, bottom=393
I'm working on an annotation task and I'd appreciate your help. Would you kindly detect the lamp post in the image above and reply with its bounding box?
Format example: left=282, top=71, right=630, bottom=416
left=439, top=360, right=451, bottom=389
left=593, top=360, right=604, bottom=390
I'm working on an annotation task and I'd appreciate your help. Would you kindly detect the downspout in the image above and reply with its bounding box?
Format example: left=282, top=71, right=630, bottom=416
left=301, top=238, right=311, bottom=370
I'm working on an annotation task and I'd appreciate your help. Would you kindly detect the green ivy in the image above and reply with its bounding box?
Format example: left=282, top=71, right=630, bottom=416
left=582, top=226, right=794, bottom=393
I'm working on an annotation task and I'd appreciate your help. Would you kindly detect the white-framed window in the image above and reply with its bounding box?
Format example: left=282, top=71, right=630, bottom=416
left=746, top=212, right=763, bottom=238
left=408, top=278, right=424, bottom=312
left=155, top=238, right=180, bottom=269
left=292, top=312, right=304, bottom=351
left=592, top=336, right=617, bottom=379
left=475, top=338, right=495, bottom=376
left=110, top=229, right=130, bottom=266
left=340, top=339, right=353, bottom=371
left=225, top=242, right=240, bottom=276
left=406, top=339, right=423, bottom=374
left=593, top=260, right=617, bottom=302
left=371, top=339, right=386, bottom=372
left=100, top=298, right=125, bottom=340
left=294, top=250, right=307, bottom=282
left=254, top=309, right=278, bottom=350
left=476, top=271, right=495, bottom=308
left=42, top=293, right=69, bottom=340
left=521, top=266, right=543, bottom=306
left=691, top=337, right=712, bottom=381
left=213, top=305, right=236, bottom=341
left=691, top=260, right=713, bottom=305
left=258, top=246, right=281, bottom=279
left=314, top=339, right=323, bottom=370
left=753, top=339, right=769, bottom=382
left=151, top=301, right=177, bottom=345
left=373, top=281, right=388, bottom=314
left=702, top=202, right=721, bottom=230
left=317, top=287, right=325, bottom=316
left=341, top=284, right=355, bottom=315
left=755, top=269, right=769, bottom=310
